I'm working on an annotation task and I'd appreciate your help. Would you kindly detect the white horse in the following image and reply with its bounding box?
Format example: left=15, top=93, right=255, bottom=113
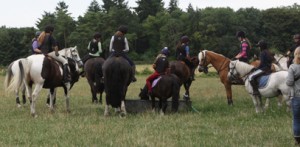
left=5, top=46, right=83, bottom=117
left=227, top=60, right=290, bottom=113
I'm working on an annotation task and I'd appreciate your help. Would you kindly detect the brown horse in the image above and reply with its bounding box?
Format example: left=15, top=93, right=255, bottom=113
left=169, top=57, right=199, bottom=101
left=83, top=57, right=105, bottom=104
left=198, top=50, right=236, bottom=105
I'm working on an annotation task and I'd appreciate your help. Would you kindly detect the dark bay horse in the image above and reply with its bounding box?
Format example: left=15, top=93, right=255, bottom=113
left=5, top=47, right=82, bottom=117
left=102, top=55, right=132, bottom=117
left=139, top=74, right=181, bottom=115
left=84, top=57, right=105, bottom=104
left=198, top=50, right=236, bottom=105
left=169, top=57, right=199, bottom=101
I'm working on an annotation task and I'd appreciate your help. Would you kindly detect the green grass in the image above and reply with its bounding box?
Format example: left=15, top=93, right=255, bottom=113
left=0, top=65, right=293, bottom=146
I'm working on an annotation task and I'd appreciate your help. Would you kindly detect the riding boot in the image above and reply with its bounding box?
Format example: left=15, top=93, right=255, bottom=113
left=131, top=65, right=137, bottom=82
left=295, top=137, right=300, bottom=146
left=63, top=64, right=71, bottom=83
left=250, top=80, right=260, bottom=96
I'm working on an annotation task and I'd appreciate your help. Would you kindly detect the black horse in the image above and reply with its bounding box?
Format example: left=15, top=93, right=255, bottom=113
left=102, top=55, right=132, bottom=117
left=83, top=57, right=105, bottom=104
left=139, top=74, right=181, bottom=115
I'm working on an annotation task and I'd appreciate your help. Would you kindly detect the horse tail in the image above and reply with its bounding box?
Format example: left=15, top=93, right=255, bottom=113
left=6, top=59, right=28, bottom=93
left=4, top=62, right=14, bottom=92
left=104, top=60, right=130, bottom=108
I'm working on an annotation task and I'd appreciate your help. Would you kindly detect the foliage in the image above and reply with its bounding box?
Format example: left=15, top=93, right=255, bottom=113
left=1, top=2, right=300, bottom=66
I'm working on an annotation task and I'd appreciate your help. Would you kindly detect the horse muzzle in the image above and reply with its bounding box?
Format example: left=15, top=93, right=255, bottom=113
left=198, top=66, right=208, bottom=74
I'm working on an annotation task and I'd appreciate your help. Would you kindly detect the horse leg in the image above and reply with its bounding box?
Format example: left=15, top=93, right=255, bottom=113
left=99, top=92, right=103, bottom=104
left=183, top=81, right=191, bottom=101
left=120, top=100, right=126, bottom=118
left=91, top=85, right=98, bottom=103
left=31, top=84, right=43, bottom=117
left=224, top=83, right=233, bottom=105
left=283, top=94, right=291, bottom=112
left=264, top=98, right=270, bottom=110
left=162, top=99, right=168, bottom=115
left=63, top=84, right=71, bottom=113
left=104, top=104, right=110, bottom=116
left=277, top=95, right=283, bottom=107
left=151, top=96, right=156, bottom=113
left=21, top=84, right=26, bottom=104
left=49, top=88, right=55, bottom=112
left=15, top=89, right=21, bottom=108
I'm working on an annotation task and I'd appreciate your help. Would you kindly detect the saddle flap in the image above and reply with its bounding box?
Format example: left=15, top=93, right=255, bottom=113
left=152, top=76, right=162, bottom=88
left=257, top=75, right=271, bottom=88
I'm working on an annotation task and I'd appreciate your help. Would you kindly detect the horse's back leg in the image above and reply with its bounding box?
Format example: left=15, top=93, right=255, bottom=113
left=120, top=100, right=126, bottom=117
left=183, top=81, right=191, bottom=101
left=15, top=89, right=21, bottom=107
left=21, top=85, right=26, bottom=104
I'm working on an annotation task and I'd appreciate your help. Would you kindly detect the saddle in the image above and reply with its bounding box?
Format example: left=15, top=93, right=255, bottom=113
left=152, top=76, right=162, bottom=88
left=256, top=74, right=271, bottom=89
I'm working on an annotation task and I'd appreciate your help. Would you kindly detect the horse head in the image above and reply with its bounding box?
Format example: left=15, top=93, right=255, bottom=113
left=139, top=87, right=150, bottom=100
left=60, top=46, right=83, bottom=68
left=228, top=60, right=254, bottom=81
left=198, top=50, right=209, bottom=74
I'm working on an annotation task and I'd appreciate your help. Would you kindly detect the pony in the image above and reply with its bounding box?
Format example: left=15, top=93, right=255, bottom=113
left=139, top=74, right=181, bottom=115
left=227, top=60, right=290, bottom=113
left=5, top=46, right=83, bottom=117
left=5, top=59, right=58, bottom=108
left=102, top=55, right=132, bottom=117
left=169, top=57, right=199, bottom=101
left=83, top=57, right=105, bottom=104
left=4, top=58, right=27, bottom=107
left=198, top=50, right=236, bottom=105
left=273, top=54, right=288, bottom=71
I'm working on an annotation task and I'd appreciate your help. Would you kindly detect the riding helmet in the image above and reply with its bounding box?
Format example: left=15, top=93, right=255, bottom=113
left=118, top=25, right=128, bottom=34
left=44, top=25, right=54, bottom=33
left=35, top=31, right=41, bottom=37
left=236, top=31, right=245, bottom=38
left=256, top=40, right=267, bottom=50
left=161, top=47, right=170, bottom=56
left=294, top=34, right=300, bottom=39
left=93, top=32, right=101, bottom=39
left=181, top=35, right=190, bottom=43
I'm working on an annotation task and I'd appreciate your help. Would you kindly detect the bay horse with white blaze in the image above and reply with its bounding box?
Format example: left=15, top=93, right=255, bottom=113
left=169, top=57, right=198, bottom=100
left=102, top=54, right=132, bottom=117
left=5, top=47, right=83, bottom=117
left=198, top=50, right=236, bottom=105
left=83, top=57, right=105, bottom=104
left=228, top=60, right=290, bottom=113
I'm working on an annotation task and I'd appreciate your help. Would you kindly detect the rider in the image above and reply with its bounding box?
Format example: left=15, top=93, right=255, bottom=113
left=32, top=31, right=42, bottom=54
left=249, top=40, right=274, bottom=96
left=146, top=47, right=170, bottom=94
left=38, top=25, right=70, bottom=83
left=287, top=34, right=300, bottom=68
left=80, top=32, right=102, bottom=76
left=109, top=25, right=136, bottom=82
left=176, top=35, right=194, bottom=80
left=235, top=31, right=251, bottom=63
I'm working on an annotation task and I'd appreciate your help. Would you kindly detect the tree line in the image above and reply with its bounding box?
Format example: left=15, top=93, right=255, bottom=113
left=0, top=0, right=299, bottom=66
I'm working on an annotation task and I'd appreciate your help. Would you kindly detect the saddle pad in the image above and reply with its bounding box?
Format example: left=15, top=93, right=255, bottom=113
left=258, top=75, right=270, bottom=88
left=152, top=77, right=162, bottom=88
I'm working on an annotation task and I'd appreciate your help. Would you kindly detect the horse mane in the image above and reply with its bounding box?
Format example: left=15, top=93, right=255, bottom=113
left=235, top=60, right=254, bottom=76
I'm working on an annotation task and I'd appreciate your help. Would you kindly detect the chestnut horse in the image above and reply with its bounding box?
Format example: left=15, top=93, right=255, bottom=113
left=198, top=50, right=236, bottom=105
left=169, top=57, right=199, bottom=101
left=83, top=57, right=105, bottom=104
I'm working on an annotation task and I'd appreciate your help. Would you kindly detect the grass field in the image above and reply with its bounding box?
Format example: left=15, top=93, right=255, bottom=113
left=0, top=65, right=293, bottom=146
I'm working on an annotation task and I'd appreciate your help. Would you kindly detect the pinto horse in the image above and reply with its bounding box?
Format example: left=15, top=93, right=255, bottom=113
left=169, top=57, right=198, bottom=100
left=139, top=74, right=181, bottom=115
left=102, top=55, right=132, bottom=117
left=83, top=57, right=105, bottom=104
left=198, top=50, right=236, bottom=105
left=228, top=60, right=290, bottom=113
left=5, top=47, right=82, bottom=117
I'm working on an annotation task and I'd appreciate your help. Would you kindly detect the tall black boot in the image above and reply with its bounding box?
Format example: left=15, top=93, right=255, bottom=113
left=131, top=65, right=137, bottom=82
left=295, top=137, right=300, bottom=146
left=250, top=80, right=260, bottom=96
left=63, top=64, right=71, bottom=83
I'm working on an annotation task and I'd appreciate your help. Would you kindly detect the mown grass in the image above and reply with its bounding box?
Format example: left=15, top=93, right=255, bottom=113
left=0, top=65, right=293, bottom=146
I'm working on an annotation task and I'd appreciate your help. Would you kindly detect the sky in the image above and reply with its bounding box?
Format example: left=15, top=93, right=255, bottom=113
left=0, top=0, right=298, bottom=28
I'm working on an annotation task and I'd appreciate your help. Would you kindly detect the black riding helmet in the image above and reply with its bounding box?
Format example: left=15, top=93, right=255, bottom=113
left=256, top=40, right=268, bottom=50
left=181, top=35, right=190, bottom=43
left=93, top=32, right=101, bottom=39
left=236, top=31, right=245, bottom=38
left=118, top=25, right=128, bottom=34
left=45, top=25, right=54, bottom=33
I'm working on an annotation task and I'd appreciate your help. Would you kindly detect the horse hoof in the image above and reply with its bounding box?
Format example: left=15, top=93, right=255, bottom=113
left=119, top=112, right=126, bottom=118
left=17, top=104, right=22, bottom=108
left=31, top=113, right=38, bottom=118
left=66, top=110, right=71, bottom=113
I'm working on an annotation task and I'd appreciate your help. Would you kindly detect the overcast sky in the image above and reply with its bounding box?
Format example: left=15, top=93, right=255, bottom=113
left=0, top=0, right=298, bottom=28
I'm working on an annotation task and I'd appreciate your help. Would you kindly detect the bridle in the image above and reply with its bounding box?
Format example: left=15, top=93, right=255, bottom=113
left=228, top=61, right=253, bottom=81
left=198, top=51, right=229, bottom=74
